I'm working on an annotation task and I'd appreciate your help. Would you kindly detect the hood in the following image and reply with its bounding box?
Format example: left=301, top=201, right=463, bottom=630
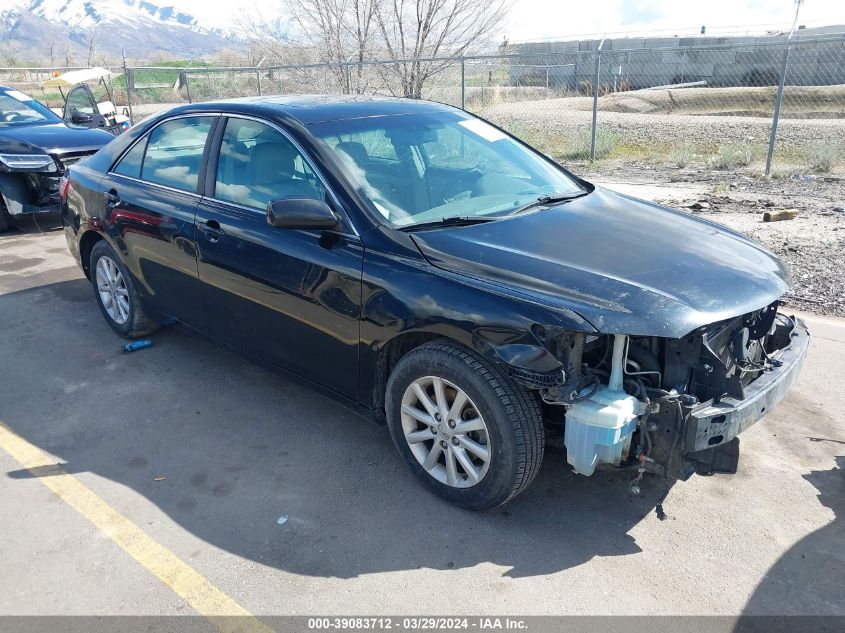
left=410, top=187, right=790, bottom=338
left=0, top=123, right=112, bottom=157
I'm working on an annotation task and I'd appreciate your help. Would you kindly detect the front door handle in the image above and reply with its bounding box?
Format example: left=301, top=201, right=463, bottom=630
left=198, top=219, right=224, bottom=243
left=104, top=191, right=121, bottom=208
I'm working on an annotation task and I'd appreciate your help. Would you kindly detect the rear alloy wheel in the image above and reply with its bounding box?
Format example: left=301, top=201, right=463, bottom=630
left=89, top=240, right=159, bottom=339
left=95, top=256, right=130, bottom=325
left=386, top=341, right=544, bottom=510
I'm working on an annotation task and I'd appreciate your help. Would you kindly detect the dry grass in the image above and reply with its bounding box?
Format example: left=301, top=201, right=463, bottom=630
left=668, top=143, right=694, bottom=168
left=709, top=143, right=755, bottom=169
left=561, top=128, right=620, bottom=161
left=804, top=143, right=841, bottom=173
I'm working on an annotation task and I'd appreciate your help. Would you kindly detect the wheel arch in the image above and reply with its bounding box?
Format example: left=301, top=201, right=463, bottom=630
left=78, top=229, right=106, bottom=279
left=368, top=322, right=569, bottom=424
left=370, top=330, right=446, bottom=424
left=359, top=253, right=596, bottom=419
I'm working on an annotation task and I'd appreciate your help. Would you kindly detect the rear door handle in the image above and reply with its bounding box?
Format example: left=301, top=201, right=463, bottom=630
left=198, top=219, right=224, bottom=243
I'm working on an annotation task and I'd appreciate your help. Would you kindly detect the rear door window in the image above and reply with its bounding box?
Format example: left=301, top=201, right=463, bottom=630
left=141, top=116, right=214, bottom=192
left=112, top=138, right=147, bottom=179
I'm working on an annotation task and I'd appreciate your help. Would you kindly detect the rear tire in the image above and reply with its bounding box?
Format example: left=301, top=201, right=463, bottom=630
left=386, top=341, right=544, bottom=510
left=89, top=240, right=159, bottom=339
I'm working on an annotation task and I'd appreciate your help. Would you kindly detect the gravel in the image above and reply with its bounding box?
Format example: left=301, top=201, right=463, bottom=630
left=577, top=160, right=845, bottom=317
left=482, top=100, right=845, bottom=152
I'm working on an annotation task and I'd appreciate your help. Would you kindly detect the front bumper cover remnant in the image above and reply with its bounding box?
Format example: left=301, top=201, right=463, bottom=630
left=684, top=316, right=809, bottom=454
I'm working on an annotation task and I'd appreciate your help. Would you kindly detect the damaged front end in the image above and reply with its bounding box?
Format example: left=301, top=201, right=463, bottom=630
left=0, top=150, right=96, bottom=217
left=535, top=301, right=809, bottom=488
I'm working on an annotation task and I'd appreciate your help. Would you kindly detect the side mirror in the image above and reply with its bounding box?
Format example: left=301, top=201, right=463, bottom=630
left=267, top=196, right=338, bottom=230
left=71, top=111, right=95, bottom=124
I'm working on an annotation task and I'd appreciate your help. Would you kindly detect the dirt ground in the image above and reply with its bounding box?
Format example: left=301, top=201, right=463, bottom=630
left=578, top=160, right=845, bottom=317
left=482, top=95, right=845, bottom=157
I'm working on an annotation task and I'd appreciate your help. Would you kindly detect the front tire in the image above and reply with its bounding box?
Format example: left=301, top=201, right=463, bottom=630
left=386, top=341, right=544, bottom=510
left=89, top=240, right=158, bottom=339
left=0, top=197, right=11, bottom=233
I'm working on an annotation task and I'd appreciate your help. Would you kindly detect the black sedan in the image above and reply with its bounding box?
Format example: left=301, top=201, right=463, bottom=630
left=62, top=96, right=809, bottom=510
left=0, top=85, right=113, bottom=232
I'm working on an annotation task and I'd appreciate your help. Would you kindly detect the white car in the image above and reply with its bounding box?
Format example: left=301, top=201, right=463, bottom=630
left=42, top=67, right=130, bottom=136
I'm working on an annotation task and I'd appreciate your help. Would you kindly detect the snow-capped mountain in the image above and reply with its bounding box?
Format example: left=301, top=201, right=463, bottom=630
left=28, top=0, right=205, bottom=31
left=1, top=0, right=244, bottom=61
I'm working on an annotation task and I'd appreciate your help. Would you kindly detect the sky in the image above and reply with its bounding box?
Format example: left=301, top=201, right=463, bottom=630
left=502, top=0, right=845, bottom=42
left=156, top=0, right=845, bottom=42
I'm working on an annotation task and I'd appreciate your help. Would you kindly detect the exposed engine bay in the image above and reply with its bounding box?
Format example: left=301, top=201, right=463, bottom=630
left=533, top=301, right=809, bottom=502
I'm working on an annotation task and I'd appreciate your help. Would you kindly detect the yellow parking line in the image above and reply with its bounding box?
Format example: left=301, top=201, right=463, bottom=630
left=0, top=421, right=273, bottom=633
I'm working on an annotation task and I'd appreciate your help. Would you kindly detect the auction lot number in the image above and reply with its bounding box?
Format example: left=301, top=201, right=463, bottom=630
left=308, top=617, right=528, bottom=631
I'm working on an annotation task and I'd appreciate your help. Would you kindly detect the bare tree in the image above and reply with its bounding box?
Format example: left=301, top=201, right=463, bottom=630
left=86, top=30, right=97, bottom=67
left=242, top=0, right=378, bottom=92
left=1, top=47, right=21, bottom=67
left=375, top=0, right=508, bottom=98
left=245, top=42, right=266, bottom=67
left=285, top=0, right=378, bottom=91
left=245, top=0, right=506, bottom=97
left=348, top=0, right=378, bottom=91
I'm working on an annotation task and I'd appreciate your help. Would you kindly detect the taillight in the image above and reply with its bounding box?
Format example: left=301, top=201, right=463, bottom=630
left=60, top=175, right=70, bottom=200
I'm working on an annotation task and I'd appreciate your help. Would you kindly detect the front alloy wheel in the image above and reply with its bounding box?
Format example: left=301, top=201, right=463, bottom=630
left=401, top=376, right=491, bottom=488
left=386, top=341, right=545, bottom=510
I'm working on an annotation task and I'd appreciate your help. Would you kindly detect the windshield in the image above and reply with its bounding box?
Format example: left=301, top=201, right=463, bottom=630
left=0, top=89, right=62, bottom=127
left=309, top=111, right=585, bottom=228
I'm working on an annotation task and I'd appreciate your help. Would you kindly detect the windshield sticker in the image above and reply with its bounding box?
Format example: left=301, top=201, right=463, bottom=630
left=4, top=90, right=33, bottom=102
left=458, top=119, right=507, bottom=142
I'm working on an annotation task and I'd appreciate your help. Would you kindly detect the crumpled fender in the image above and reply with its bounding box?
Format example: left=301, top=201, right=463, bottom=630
left=360, top=254, right=592, bottom=379
left=471, top=326, right=564, bottom=374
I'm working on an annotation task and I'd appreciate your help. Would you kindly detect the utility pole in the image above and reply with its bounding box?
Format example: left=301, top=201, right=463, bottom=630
left=765, top=0, right=804, bottom=176
left=590, top=38, right=605, bottom=162
left=122, top=49, right=134, bottom=125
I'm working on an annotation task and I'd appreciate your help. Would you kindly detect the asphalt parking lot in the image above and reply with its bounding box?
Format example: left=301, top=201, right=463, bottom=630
left=1, top=216, right=843, bottom=622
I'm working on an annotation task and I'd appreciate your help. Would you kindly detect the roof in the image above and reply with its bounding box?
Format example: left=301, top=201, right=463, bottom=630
left=41, top=67, right=121, bottom=88
left=169, top=94, right=457, bottom=125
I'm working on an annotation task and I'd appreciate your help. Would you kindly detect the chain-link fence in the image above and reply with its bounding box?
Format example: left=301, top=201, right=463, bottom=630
left=2, top=33, right=843, bottom=175
left=473, top=36, right=845, bottom=173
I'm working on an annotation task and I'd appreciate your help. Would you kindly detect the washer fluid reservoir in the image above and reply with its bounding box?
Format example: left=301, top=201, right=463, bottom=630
left=564, top=335, right=644, bottom=476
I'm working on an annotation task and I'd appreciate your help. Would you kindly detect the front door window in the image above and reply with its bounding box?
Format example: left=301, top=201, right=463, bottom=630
left=214, top=117, right=326, bottom=209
